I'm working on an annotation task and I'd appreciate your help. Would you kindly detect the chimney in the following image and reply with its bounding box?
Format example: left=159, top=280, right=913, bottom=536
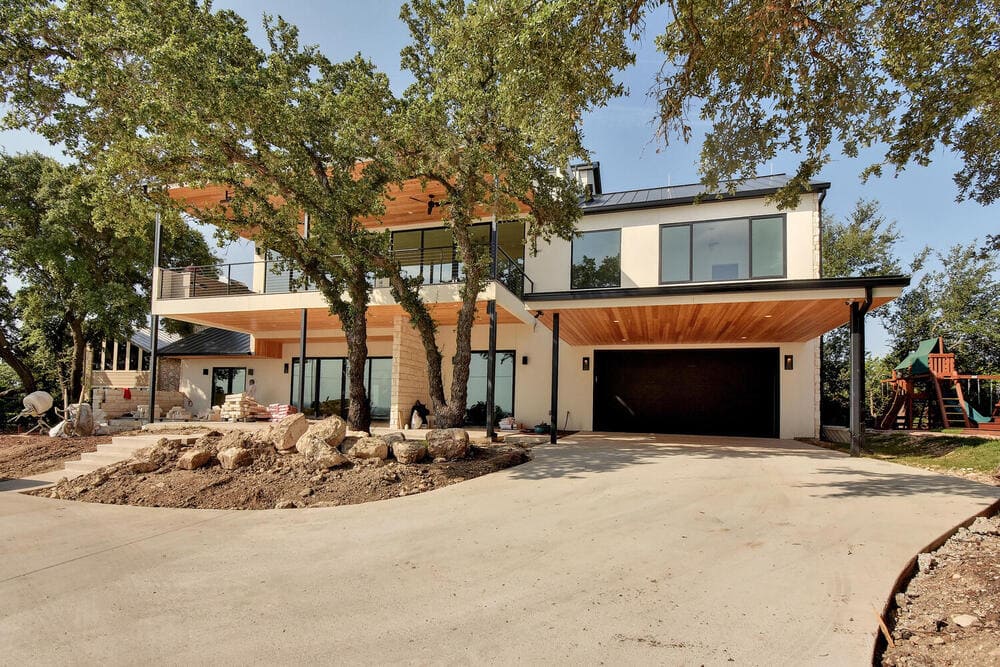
left=570, top=162, right=602, bottom=198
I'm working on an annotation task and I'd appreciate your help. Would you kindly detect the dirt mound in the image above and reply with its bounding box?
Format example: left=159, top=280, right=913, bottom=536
left=28, top=436, right=531, bottom=509
left=0, top=434, right=108, bottom=479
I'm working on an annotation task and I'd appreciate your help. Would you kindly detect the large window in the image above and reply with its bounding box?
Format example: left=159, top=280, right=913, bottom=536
left=388, top=220, right=525, bottom=287
left=571, top=229, right=621, bottom=289
left=464, top=351, right=515, bottom=426
left=290, top=357, right=393, bottom=420
left=659, top=215, right=785, bottom=284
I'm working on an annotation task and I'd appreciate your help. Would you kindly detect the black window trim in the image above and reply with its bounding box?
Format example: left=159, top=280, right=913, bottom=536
left=657, top=214, right=787, bottom=285
left=289, top=355, right=393, bottom=419
left=570, top=227, right=622, bottom=290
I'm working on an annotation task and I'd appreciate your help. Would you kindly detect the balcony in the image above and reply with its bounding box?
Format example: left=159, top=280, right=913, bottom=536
left=157, top=247, right=534, bottom=302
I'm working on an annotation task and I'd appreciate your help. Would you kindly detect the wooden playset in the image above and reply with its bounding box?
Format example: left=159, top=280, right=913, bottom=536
left=879, top=337, right=1000, bottom=432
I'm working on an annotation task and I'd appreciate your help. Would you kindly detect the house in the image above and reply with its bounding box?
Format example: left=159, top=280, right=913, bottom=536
left=87, top=327, right=186, bottom=418
left=151, top=165, right=908, bottom=439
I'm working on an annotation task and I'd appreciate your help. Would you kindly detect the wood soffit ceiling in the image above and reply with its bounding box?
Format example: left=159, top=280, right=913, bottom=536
left=168, top=178, right=530, bottom=237
left=534, top=297, right=895, bottom=346
left=167, top=302, right=522, bottom=336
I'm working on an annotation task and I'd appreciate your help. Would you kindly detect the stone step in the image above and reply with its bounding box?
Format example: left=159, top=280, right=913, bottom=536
left=54, top=433, right=194, bottom=479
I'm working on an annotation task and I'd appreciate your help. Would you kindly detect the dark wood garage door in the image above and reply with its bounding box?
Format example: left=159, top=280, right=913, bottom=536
left=593, top=348, right=779, bottom=437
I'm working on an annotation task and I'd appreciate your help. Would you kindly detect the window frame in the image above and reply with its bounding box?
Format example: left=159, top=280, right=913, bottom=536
left=570, top=227, right=622, bottom=290
left=464, top=349, right=517, bottom=427
left=657, top=214, right=787, bottom=285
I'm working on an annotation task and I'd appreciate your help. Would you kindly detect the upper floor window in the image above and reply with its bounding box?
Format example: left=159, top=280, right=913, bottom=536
left=659, top=215, right=785, bottom=284
left=572, top=229, right=621, bottom=289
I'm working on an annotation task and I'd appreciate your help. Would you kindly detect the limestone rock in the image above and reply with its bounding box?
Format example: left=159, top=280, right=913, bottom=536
left=296, top=415, right=348, bottom=455
left=426, top=428, right=470, bottom=461
left=952, top=614, right=979, bottom=628
left=392, top=440, right=427, bottom=464
left=217, top=446, right=252, bottom=470
left=177, top=449, right=212, bottom=470
left=268, top=413, right=308, bottom=451
left=313, top=451, right=349, bottom=469
left=347, top=436, right=389, bottom=460
left=129, top=438, right=177, bottom=473
left=381, top=431, right=406, bottom=446
left=275, top=500, right=296, bottom=510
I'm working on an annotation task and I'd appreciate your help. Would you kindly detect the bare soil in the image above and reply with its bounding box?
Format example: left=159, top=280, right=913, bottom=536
left=0, top=434, right=108, bottom=479
left=28, top=441, right=531, bottom=510
left=881, top=513, right=1000, bottom=666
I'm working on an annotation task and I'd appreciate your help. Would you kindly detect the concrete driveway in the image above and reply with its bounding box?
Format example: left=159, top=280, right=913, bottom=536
left=1, top=433, right=997, bottom=665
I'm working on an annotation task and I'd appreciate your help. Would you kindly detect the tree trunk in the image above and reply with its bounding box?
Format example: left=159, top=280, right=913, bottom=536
left=436, top=218, right=486, bottom=427
left=343, top=269, right=371, bottom=432
left=68, top=317, right=87, bottom=403
left=0, top=327, right=37, bottom=394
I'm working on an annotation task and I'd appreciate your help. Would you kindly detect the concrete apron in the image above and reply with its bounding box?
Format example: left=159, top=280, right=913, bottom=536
left=0, top=432, right=997, bottom=665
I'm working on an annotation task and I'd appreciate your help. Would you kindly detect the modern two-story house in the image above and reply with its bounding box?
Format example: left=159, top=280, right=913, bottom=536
left=150, top=165, right=908, bottom=439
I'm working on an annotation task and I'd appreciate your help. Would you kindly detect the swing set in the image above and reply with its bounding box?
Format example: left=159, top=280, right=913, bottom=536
left=878, top=337, right=1000, bottom=431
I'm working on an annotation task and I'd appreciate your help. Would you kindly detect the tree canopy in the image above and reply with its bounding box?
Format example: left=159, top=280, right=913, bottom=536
left=0, top=152, right=216, bottom=401
left=540, top=0, right=1000, bottom=208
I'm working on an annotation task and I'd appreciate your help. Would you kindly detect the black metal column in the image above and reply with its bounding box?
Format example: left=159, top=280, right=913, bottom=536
left=486, top=300, right=497, bottom=440
left=550, top=312, right=559, bottom=444
left=849, top=301, right=865, bottom=457
left=297, top=213, right=310, bottom=415
left=147, top=208, right=162, bottom=424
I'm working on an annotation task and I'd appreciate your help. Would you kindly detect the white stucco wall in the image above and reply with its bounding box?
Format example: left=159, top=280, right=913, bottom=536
left=430, top=321, right=820, bottom=440
left=525, top=193, right=821, bottom=293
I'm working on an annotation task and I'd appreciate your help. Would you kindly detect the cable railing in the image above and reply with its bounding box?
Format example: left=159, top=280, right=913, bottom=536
left=158, top=246, right=534, bottom=300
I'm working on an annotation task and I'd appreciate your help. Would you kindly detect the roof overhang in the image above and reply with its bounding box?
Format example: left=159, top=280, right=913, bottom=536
left=523, top=276, right=909, bottom=346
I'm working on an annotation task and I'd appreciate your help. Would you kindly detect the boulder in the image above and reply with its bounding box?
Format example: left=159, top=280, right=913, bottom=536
left=268, top=413, right=308, bottom=451
left=128, top=438, right=178, bottom=473
left=296, top=416, right=350, bottom=469
left=347, top=436, right=389, bottom=460
left=426, top=428, right=470, bottom=461
left=214, top=430, right=254, bottom=452
left=296, top=415, right=348, bottom=455
left=392, top=440, right=427, bottom=464
left=381, top=431, right=406, bottom=446
left=177, top=449, right=212, bottom=470
left=217, top=446, right=252, bottom=470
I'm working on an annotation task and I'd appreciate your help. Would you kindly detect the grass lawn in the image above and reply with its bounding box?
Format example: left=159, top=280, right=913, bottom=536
left=816, top=431, right=1000, bottom=478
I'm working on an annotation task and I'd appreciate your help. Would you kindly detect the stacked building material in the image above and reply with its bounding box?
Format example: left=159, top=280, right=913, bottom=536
left=268, top=403, right=299, bottom=421
left=220, top=393, right=271, bottom=421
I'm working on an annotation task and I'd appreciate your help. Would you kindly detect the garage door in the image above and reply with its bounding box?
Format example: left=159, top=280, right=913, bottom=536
left=593, top=348, right=779, bottom=437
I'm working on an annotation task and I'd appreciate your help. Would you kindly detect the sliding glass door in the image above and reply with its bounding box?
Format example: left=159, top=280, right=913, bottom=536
left=212, top=367, right=247, bottom=407
left=464, top=351, right=515, bottom=426
left=291, top=357, right=392, bottom=420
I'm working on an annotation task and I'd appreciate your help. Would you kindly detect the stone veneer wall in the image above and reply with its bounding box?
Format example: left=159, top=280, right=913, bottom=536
left=157, top=358, right=182, bottom=391
left=389, top=315, right=431, bottom=429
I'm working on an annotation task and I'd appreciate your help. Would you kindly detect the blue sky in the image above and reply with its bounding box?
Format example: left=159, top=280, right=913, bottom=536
left=2, top=0, right=996, bottom=354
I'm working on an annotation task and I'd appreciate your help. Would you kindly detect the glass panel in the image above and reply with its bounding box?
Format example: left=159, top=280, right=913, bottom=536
left=212, top=367, right=246, bottom=407
left=660, top=225, right=691, bottom=282
left=129, top=344, right=140, bottom=371
left=692, top=219, right=749, bottom=282
left=115, top=342, right=127, bottom=371
left=92, top=341, right=103, bottom=370
left=497, top=220, right=525, bottom=263
left=422, top=227, right=454, bottom=284
left=104, top=340, right=114, bottom=370
left=368, top=358, right=393, bottom=421
left=572, top=229, right=621, bottom=289
left=751, top=216, right=784, bottom=277
left=290, top=359, right=317, bottom=412
left=316, top=359, right=344, bottom=417
left=141, top=350, right=150, bottom=371
left=392, top=230, right=423, bottom=282
left=464, top=351, right=515, bottom=426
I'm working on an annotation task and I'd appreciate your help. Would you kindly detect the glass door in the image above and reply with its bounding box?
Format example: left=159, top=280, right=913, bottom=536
left=315, top=358, right=345, bottom=417
left=212, top=367, right=247, bottom=407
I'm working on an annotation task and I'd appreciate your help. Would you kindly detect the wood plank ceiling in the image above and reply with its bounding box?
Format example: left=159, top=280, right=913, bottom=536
left=535, top=296, right=895, bottom=345
left=169, top=301, right=522, bottom=340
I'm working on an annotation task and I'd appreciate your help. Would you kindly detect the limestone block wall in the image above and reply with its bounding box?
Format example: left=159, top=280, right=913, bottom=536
left=390, top=315, right=431, bottom=428
left=92, top=386, right=186, bottom=418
